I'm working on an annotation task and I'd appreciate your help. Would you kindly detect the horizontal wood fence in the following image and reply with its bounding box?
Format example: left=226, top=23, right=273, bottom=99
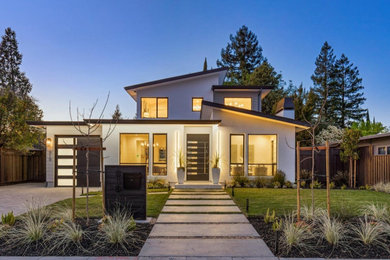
left=0, top=148, right=45, bottom=185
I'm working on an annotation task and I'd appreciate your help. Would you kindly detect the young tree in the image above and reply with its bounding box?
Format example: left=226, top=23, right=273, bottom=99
left=333, top=54, right=366, bottom=127
left=217, top=25, right=264, bottom=84
left=0, top=28, right=42, bottom=150
left=340, top=128, right=360, bottom=187
left=311, top=41, right=336, bottom=125
left=245, top=60, right=284, bottom=114
left=203, top=57, right=208, bottom=71
left=112, top=104, right=122, bottom=120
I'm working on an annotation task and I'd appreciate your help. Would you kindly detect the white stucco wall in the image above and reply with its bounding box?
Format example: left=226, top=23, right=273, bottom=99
left=135, top=74, right=222, bottom=120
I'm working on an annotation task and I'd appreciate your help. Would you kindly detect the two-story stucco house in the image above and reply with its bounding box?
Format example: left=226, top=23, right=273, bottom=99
left=29, top=68, right=309, bottom=187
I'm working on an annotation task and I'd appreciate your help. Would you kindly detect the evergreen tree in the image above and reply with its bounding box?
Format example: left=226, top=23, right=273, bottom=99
left=0, top=28, right=42, bottom=150
left=245, top=60, right=283, bottom=114
left=333, top=54, right=366, bottom=127
left=217, top=25, right=264, bottom=84
left=203, top=57, right=207, bottom=71
left=350, top=113, right=388, bottom=136
left=311, top=41, right=336, bottom=125
left=112, top=104, right=122, bottom=120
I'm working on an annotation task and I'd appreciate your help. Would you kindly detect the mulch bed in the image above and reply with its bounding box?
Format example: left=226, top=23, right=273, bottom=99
left=0, top=218, right=152, bottom=256
left=249, top=216, right=390, bottom=258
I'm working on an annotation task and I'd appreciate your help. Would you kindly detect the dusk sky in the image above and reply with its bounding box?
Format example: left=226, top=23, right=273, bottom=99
left=1, top=0, right=389, bottom=126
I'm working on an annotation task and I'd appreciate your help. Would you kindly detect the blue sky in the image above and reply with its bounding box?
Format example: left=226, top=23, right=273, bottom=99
left=1, top=0, right=389, bottom=126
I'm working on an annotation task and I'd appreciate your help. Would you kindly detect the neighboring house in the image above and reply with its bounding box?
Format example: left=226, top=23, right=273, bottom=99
left=28, top=68, right=309, bottom=187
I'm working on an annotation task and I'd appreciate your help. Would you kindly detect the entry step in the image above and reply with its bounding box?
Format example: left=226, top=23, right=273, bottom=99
left=174, top=183, right=223, bottom=189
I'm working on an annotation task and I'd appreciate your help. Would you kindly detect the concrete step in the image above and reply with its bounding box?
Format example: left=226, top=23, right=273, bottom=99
left=169, top=194, right=231, bottom=200
left=162, top=205, right=241, bottom=213
left=149, top=223, right=259, bottom=238
left=156, top=214, right=249, bottom=223
left=138, top=238, right=275, bottom=257
left=166, top=200, right=235, bottom=206
left=172, top=191, right=226, bottom=195
left=174, top=189, right=224, bottom=192
left=174, top=183, right=223, bottom=189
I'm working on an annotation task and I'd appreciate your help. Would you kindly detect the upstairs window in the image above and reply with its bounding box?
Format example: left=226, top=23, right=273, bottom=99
left=224, top=98, right=252, bottom=110
left=192, top=97, right=203, bottom=112
left=141, top=98, right=168, bottom=118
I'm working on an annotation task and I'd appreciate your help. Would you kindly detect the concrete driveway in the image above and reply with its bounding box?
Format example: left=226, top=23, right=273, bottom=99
left=0, top=183, right=90, bottom=216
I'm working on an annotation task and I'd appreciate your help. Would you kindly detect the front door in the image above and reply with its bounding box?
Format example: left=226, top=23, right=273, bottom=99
left=186, top=134, right=209, bottom=181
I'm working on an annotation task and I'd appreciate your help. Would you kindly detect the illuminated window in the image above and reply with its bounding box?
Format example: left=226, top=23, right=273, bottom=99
left=120, top=134, right=149, bottom=165
left=192, top=98, right=203, bottom=112
left=230, top=134, right=244, bottom=176
left=248, top=135, right=277, bottom=176
left=224, top=98, right=252, bottom=110
left=153, top=134, right=167, bottom=176
left=141, top=98, right=168, bottom=118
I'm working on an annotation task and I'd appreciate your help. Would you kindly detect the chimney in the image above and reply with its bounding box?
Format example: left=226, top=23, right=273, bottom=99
left=275, top=97, right=295, bottom=119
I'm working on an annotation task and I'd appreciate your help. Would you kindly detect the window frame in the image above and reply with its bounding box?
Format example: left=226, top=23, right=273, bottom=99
left=247, top=134, right=278, bottom=176
left=119, top=133, right=150, bottom=165
left=378, top=146, right=386, bottom=155
left=229, top=134, right=245, bottom=176
left=152, top=133, right=168, bottom=176
left=140, top=97, right=168, bottom=118
left=223, top=97, right=252, bottom=110
left=192, top=97, right=203, bottom=112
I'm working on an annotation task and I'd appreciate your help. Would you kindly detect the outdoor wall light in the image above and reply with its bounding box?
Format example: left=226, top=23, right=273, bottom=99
left=46, top=138, right=52, bottom=147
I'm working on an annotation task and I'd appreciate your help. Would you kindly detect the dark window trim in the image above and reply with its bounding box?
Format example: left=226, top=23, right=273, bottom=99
left=119, top=133, right=150, bottom=165
left=140, top=97, right=169, bottom=119
left=378, top=146, right=386, bottom=155
left=192, top=97, right=203, bottom=112
left=152, top=133, right=168, bottom=176
left=247, top=134, right=278, bottom=176
left=223, top=97, right=252, bottom=110
left=229, top=134, right=245, bottom=176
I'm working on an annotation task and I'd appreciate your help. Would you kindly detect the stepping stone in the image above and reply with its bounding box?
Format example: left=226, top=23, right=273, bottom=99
left=169, top=194, right=230, bottom=199
left=162, top=205, right=241, bottom=213
left=174, top=189, right=224, bottom=192
left=171, top=191, right=226, bottom=195
left=149, top=223, right=259, bottom=237
left=138, top=238, right=275, bottom=257
left=166, top=200, right=235, bottom=205
left=156, top=214, right=249, bottom=223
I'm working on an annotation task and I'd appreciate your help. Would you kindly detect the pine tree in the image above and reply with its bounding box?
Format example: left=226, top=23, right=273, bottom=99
left=112, top=104, right=122, bottom=120
left=0, top=28, right=42, bottom=150
left=203, top=57, right=208, bottom=71
left=311, top=41, right=336, bottom=125
left=245, top=60, right=283, bottom=114
left=333, top=54, right=366, bottom=127
left=217, top=25, right=264, bottom=84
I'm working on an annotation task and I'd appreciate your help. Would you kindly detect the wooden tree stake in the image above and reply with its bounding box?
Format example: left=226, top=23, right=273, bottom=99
left=72, top=146, right=76, bottom=222
left=100, top=138, right=106, bottom=216
left=325, top=140, right=330, bottom=218
left=296, top=141, right=301, bottom=221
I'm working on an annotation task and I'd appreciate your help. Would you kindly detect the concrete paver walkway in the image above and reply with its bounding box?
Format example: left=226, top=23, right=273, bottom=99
left=139, top=188, right=274, bottom=258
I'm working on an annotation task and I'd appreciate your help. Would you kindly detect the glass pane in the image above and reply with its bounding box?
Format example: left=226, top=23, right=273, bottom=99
left=57, top=168, right=73, bottom=176
left=57, top=138, right=74, bottom=145
left=248, top=135, right=276, bottom=164
left=230, top=135, right=244, bottom=164
left=141, top=98, right=157, bottom=118
left=57, top=149, right=74, bottom=156
left=153, top=134, right=167, bottom=176
left=57, top=159, right=74, bottom=166
left=120, top=134, right=149, bottom=164
left=157, top=98, right=168, bottom=118
left=378, top=147, right=386, bottom=155
left=224, top=98, right=252, bottom=110
left=230, top=164, right=244, bottom=176
left=192, top=98, right=203, bottom=112
left=57, top=179, right=76, bottom=186
left=387, top=147, right=390, bottom=155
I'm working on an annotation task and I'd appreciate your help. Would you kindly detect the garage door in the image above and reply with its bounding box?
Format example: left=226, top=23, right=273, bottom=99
left=55, top=136, right=101, bottom=187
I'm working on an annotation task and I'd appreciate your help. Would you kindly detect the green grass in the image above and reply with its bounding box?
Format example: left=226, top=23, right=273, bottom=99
left=50, top=191, right=170, bottom=218
left=227, top=188, right=390, bottom=217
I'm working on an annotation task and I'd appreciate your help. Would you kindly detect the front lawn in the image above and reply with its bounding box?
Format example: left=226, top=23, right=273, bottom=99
left=227, top=188, right=390, bottom=217
left=51, top=190, right=170, bottom=218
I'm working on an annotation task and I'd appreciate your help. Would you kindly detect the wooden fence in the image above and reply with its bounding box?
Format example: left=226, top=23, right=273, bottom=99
left=358, top=145, right=390, bottom=185
left=0, top=148, right=45, bottom=185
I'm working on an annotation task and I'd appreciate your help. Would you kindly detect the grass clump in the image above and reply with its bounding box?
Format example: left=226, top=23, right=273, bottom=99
left=352, top=215, right=385, bottom=246
left=282, top=214, right=313, bottom=252
left=361, top=204, right=390, bottom=223
left=1, top=211, right=15, bottom=226
left=318, top=212, right=345, bottom=246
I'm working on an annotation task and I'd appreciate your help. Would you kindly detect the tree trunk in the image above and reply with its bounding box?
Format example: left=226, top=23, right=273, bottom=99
left=86, top=147, right=90, bottom=225
left=311, top=131, right=315, bottom=215
left=296, top=141, right=301, bottom=221
left=349, top=157, right=353, bottom=187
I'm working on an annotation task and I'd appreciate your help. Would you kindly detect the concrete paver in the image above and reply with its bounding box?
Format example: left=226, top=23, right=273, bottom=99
left=162, top=205, right=241, bottom=213
left=166, top=200, right=235, bottom=205
left=169, top=194, right=231, bottom=199
left=157, top=214, right=249, bottom=223
left=150, top=223, right=259, bottom=237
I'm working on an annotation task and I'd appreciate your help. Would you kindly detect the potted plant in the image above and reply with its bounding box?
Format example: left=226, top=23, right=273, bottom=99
left=211, top=153, right=220, bottom=184
left=177, top=150, right=185, bottom=184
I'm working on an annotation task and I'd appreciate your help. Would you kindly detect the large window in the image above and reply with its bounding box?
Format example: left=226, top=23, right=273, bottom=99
left=224, top=98, right=252, bottom=110
left=230, top=134, right=244, bottom=176
left=141, top=98, right=168, bottom=118
left=120, top=134, right=149, bottom=166
left=248, top=135, right=277, bottom=176
left=153, top=134, right=167, bottom=176
left=192, top=97, right=203, bottom=112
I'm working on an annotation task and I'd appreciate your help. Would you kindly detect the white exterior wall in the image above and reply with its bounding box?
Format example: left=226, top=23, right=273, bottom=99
left=213, top=110, right=296, bottom=182
left=135, top=74, right=222, bottom=120
left=45, top=125, right=102, bottom=187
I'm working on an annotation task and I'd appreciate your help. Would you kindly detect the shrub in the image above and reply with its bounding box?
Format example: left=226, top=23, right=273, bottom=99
left=359, top=186, right=365, bottom=190
left=300, top=180, right=306, bottom=188
left=272, top=218, right=283, bottom=231
left=285, top=181, right=292, bottom=188
left=273, top=181, right=281, bottom=188
left=272, top=170, right=286, bottom=186
left=147, top=179, right=167, bottom=189
left=352, top=215, right=385, bottom=245
left=264, top=208, right=276, bottom=224
left=372, top=182, right=390, bottom=194
left=361, top=204, right=390, bottom=223
left=365, top=184, right=372, bottom=190
left=329, top=182, right=336, bottom=189
left=310, top=180, right=322, bottom=189
left=253, top=177, right=272, bottom=188
left=232, top=176, right=249, bottom=187
left=300, top=169, right=311, bottom=183
left=1, top=211, right=15, bottom=226
left=332, top=170, right=349, bottom=187
left=341, top=184, right=347, bottom=190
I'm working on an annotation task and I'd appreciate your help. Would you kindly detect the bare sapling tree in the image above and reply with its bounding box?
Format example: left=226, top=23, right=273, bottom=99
left=69, top=92, right=118, bottom=225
